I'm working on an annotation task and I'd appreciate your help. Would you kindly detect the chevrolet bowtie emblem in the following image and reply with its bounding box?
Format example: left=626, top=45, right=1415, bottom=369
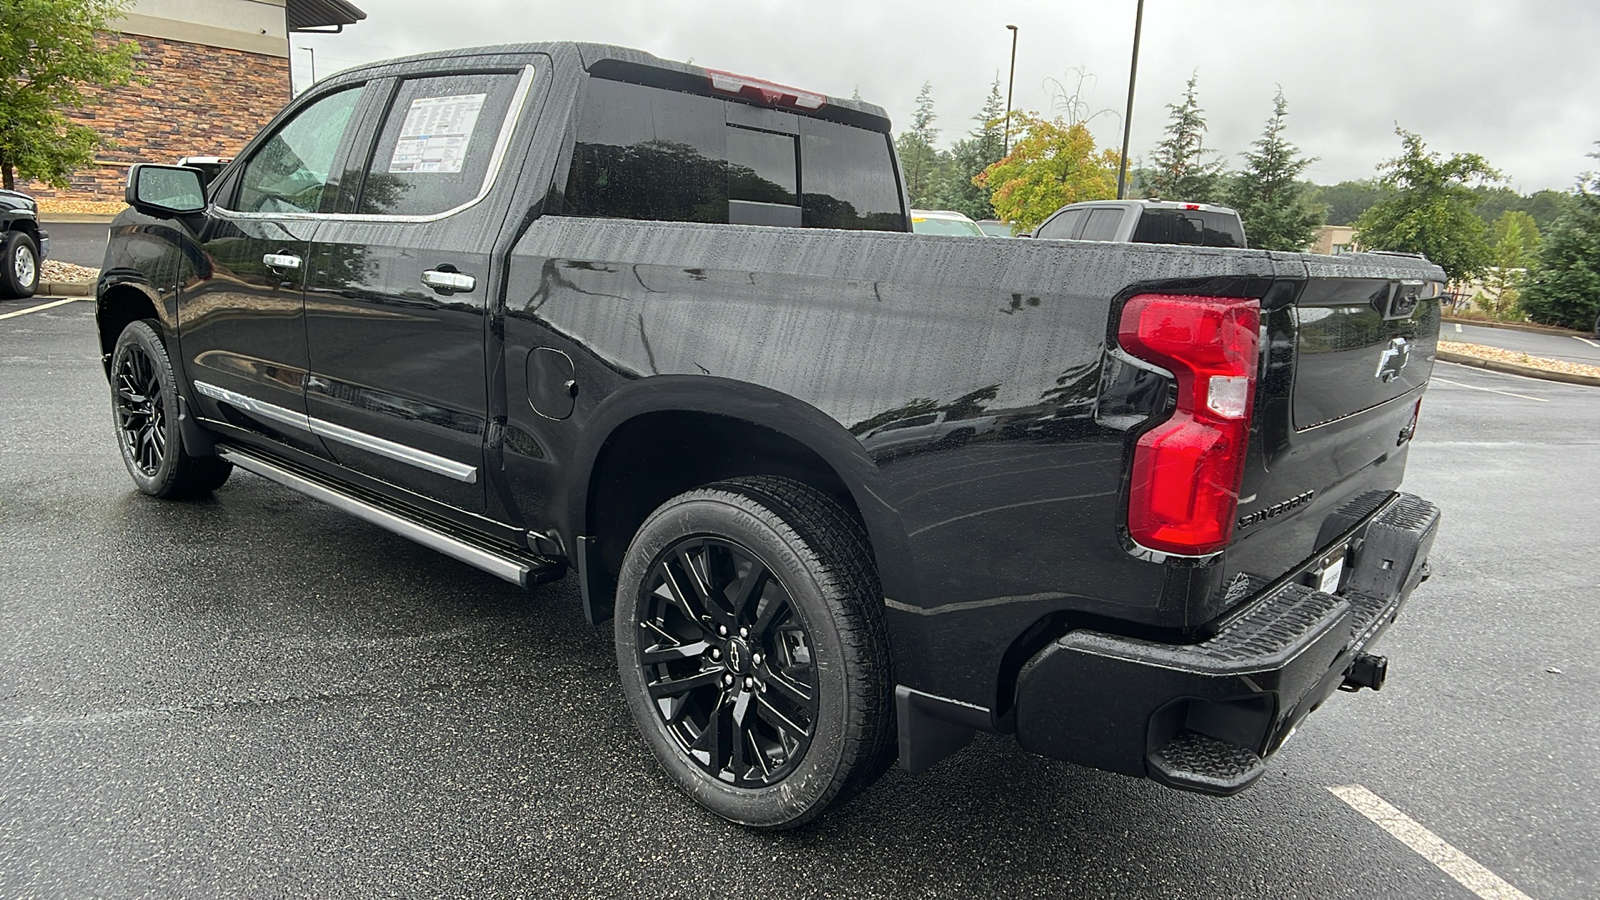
left=1376, top=337, right=1410, bottom=383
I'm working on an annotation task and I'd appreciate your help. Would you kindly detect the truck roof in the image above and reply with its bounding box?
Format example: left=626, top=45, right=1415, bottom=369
left=326, top=42, right=894, bottom=133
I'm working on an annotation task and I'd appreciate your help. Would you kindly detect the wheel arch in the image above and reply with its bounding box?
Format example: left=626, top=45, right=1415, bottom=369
left=95, top=282, right=164, bottom=378
left=570, top=376, right=915, bottom=625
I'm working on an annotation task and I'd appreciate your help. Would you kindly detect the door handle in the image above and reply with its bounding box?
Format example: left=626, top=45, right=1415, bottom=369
left=422, top=269, right=476, bottom=293
left=263, top=253, right=302, bottom=270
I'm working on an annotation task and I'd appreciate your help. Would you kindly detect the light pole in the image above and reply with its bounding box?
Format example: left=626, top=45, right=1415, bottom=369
left=302, top=46, right=317, bottom=92
left=1003, top=24, right=1018, bottom=156
left=1116, top=0, right=1145, bottom=199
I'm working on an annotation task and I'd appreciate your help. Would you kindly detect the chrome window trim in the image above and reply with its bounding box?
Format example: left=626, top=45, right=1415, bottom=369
left=193, top=380, right=479, bottom=484
left=213, top=64, right=537, bottom=226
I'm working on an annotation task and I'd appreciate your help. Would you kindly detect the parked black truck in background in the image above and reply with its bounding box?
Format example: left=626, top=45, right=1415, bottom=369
left=96, top=43, right=1442, bottom=828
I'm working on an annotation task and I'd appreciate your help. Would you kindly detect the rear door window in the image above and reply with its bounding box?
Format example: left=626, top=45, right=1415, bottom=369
left=1078, top=208, right=1123, bottom=241
left=1035, top=208, right=1084, bottom=240
left=356, top=72, right=523, bottom=217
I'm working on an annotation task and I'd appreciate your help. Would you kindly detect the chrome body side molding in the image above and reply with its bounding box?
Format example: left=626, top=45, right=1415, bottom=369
left=193, top=380, right=479, bottom=484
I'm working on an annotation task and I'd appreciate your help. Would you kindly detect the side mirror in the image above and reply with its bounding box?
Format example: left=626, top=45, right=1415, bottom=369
left=125, top=164, right=206, bottom=217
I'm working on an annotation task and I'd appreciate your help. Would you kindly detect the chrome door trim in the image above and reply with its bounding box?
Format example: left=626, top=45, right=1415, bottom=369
left=193, top=380, right=479, bottom=484
left=306, top=417, right=478, bottom=484
left=211, top=64, right=538, bottom=226
left=217, top=447, right=527, bottom=587
left=193, top=381, right=313, bottom=431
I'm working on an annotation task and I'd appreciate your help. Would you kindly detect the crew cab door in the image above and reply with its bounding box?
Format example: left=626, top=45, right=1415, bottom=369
left=301, top=64, right=541, bottom=512
left=182, top=83, right=370, bottom=459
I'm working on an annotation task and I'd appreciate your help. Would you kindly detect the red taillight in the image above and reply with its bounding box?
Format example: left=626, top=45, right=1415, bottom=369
left=1118, top=294, right=1261, bottom=555
left=1182, top=203, right=1201, bottom=210
left=706, top=70, right=826, bottom=109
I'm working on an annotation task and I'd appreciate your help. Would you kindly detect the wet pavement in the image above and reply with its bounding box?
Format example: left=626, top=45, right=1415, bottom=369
left=2, top=299, right=1596, bottom=898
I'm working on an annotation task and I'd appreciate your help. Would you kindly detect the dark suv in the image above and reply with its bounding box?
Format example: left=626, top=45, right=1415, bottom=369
left=0, top=188, right=48, bottom=298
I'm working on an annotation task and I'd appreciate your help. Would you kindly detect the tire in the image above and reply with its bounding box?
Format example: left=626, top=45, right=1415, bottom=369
left=109, top=320, right=232, bottom=498
left=614, top=475, right=894, bottom=829
left=1, top=231, right=39, bottom=299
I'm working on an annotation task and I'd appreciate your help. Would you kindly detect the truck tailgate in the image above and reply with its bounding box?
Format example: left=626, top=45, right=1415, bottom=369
left=1219, top=259, right=1442, bottom=621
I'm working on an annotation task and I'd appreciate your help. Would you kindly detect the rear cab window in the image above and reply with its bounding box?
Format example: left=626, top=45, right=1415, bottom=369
left=562, top=74, right=904, bottom=230
left=1132, top=209, right=1245, bottom=248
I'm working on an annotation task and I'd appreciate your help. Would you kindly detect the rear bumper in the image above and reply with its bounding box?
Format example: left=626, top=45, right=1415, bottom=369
left=1012, top=492, right=1439, bottom=794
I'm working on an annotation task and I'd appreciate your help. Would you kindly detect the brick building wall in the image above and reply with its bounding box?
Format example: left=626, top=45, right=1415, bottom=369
left=24, top=33, right=289, bottom=205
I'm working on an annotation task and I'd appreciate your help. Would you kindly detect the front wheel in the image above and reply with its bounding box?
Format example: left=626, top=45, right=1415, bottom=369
left=1, top=232, right=39, bottom=299
left=110, top=320, right=232, bottom=498
left=614, top=476, right=894, bottom=829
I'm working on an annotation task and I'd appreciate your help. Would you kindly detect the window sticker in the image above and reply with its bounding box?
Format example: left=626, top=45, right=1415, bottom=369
left=388, top=93, right=487, bottom=174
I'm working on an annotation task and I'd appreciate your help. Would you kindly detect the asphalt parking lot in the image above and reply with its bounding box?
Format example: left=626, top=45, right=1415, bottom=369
left=1446, top=321, right=1600, bottom=367
left=2, top=297, right=1596, bottom=899
left=36, top=222, right=111, bottom=269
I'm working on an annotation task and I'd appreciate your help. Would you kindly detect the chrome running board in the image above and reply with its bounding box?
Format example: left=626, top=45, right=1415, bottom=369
left=217, top=446, right=556, bottom=588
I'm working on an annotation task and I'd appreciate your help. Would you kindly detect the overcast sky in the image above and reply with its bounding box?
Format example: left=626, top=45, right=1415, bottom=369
left=291, top=0, right=1599, bottom=193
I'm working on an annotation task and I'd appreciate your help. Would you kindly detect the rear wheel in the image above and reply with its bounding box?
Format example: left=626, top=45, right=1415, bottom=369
left=110, top=320, right=232, bottom=498
left=614, top=476, right=894, bottom=829
left=1, top=232, right=39, bottom=299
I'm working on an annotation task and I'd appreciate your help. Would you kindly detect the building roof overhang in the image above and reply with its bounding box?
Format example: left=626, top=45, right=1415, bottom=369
left=287, top=0, right=367, bottom=32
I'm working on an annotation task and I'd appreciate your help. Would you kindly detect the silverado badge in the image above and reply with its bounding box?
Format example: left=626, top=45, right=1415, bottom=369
left=1375, top=337, right=1410, bottom=383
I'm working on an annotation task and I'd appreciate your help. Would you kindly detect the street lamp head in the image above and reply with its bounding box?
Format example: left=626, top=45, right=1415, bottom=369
left=1006, top=24, right=1018, bottom=31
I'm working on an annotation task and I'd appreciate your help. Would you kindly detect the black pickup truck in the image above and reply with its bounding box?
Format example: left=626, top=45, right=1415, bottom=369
left=96, top=42, right=1442, bottom=829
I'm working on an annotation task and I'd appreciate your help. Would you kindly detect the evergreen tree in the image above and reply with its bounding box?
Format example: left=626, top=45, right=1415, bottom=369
left=895, top=82, right=945, bottom=207
left=1355, top=128, right=1500, bottom=283
left=942, top=75, right=1007, bottom=220
left=0, top=0, right=141, bottom=190
left=1142, top=73, right=1226, bottom=203
left=1227, top=90, right=1323, bottom=251
left=1521, top=146, right=1600, bottom=330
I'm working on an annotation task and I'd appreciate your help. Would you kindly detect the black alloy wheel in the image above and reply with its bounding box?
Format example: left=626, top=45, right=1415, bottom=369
left=114, top=337, right=168, bottom=477
left=615, top=476, right=894, bottom=829
left=636, top=535, right=819, bottom=787
left=108, top=320, right=232, bottom=498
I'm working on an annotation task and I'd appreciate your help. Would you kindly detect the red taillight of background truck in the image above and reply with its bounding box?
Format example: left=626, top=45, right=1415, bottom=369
left=1118, top=294, right=1262, bottom=555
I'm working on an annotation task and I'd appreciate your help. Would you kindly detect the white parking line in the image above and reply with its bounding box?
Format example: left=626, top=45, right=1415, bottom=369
left=1573, top=335, right=1600, bottom=348
left=1432, top=376, right=1547, bottom=402
left=0, top=297, right=81, bottom=320
left=1329, top=785, right=1534, bottom=900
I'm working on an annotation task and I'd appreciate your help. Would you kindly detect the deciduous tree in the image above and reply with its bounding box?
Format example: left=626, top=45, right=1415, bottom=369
left=0, top=0, right=140, bottom=190
left=975, top=113, right=1119, bottom=232
left=1521, top=146, right=1600, bottom=330
left=1227, top=90, right=1323, bottom=251
left=1478, top=210, right=1540, bottom=319
left=1354, top=128, right=1500, bottom=283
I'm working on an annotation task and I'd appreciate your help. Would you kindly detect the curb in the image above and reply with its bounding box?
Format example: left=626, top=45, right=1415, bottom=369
left=1442, top=317, right=1585, bottom=337
left=37, top=283, right=93, bottom=297
left=1437, top=350, right=1600, bottom=387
